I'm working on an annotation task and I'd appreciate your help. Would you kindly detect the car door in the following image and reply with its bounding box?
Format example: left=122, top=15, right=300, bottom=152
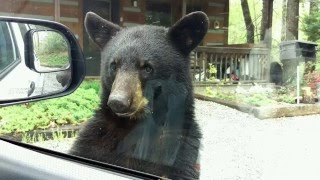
left=0, top=22, right=46, bottom=99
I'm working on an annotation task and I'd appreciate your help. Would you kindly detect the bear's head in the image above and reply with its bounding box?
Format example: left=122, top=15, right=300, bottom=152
left=85, top=12, right=208, bottom=119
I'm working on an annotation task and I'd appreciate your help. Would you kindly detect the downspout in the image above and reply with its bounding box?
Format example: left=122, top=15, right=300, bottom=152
left=182, top=0, right=187, bottom=16
left=54, top=0, right=60, bottom=22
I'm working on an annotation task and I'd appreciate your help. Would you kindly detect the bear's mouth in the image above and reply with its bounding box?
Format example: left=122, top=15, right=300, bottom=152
left=114, top=97, right=148, bottom=118
left=115, top=85, right=162, bottom=119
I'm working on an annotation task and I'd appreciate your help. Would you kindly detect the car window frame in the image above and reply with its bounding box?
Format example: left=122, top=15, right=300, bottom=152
left=0, top=137, right=162, bottom=180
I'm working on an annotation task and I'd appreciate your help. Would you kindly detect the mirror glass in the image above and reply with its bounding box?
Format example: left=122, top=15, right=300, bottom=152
left=33, top=30, right=70, bottom=72
left=0, top=21, right=71, bottom=101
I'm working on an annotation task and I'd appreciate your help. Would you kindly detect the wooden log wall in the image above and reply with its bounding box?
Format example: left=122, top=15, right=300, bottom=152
left=119, top=0, right=146, bottom=27
left=0, top=0, right=230, bottom=49
left=118, top=0, right=229, bottom=47
left=0, top=0, right=84, bottom=48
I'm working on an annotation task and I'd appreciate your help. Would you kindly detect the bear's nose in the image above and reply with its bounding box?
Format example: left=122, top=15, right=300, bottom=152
left=107, top=95, right=131, bottom=113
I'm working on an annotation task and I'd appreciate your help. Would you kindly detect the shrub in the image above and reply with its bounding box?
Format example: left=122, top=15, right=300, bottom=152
left=38, top=32, right=68, bottom=54
left=208, top=63, right=217, bottom=80
left=0, top=80, right=100, bottom=134
left=302, top=11, right=320, bottom=43
left=205, top=85, right=295, bottom=106
left=304, top=72, right=320, bottom=93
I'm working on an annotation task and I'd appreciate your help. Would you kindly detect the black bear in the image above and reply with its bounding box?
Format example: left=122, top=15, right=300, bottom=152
left=70, top=11, right=208, bottom=179
left=270, top=61, right=283, bottom=85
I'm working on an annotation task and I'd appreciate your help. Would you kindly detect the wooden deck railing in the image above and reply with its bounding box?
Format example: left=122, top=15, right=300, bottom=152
left=191, top=46, right=270, bottom=83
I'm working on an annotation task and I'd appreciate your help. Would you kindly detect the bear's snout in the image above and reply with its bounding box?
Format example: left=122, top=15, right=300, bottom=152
left=107, top=94, right=131, bottom=114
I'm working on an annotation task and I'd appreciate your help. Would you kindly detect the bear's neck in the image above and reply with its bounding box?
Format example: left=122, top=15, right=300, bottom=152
left=95, top=89, right=196, bottom=165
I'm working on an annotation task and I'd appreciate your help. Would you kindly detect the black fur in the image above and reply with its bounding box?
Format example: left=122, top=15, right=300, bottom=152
left=70, top=12, right=208, bottom=179
left=270, top=62, right=283, bottom=85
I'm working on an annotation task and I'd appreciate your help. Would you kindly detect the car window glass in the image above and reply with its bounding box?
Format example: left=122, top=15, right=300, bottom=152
left=0, top=1, right=320, bottom=179
left=0, top=22, right=17, bottom=72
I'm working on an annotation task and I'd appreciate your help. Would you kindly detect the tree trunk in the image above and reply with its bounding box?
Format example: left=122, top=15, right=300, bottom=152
left=241, top=0, right=255, bottom=43
left=281, top=0, right=287, bottom=41
left=283, top=0, right=299, bottom=84
left=260, top=0, right=268, bottom=41
left=285, top=0, right=299, bottom=40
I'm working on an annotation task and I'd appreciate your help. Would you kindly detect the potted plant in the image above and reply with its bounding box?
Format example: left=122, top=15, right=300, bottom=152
left=304, top=71, right=320, bottom=102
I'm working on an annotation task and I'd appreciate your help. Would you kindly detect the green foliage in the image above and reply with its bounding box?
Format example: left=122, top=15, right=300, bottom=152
left=37, top=32, right=68, bottom=54
left=205, top=87, right=215, bottom=97
left=80, top=79, right=101, bottom=94
left=242, top=93, right=277, bottom=106
left=21, top=133, right=37, bottom=144
left=37, top=52, right=69, bottom=68
left=52, top=130, right=66, bottom=141
left=0, top=80, right=100, bottom=134
left=205, top=85, right=295, bottom=107
left=21, top=130, right=78, bottom=143
left=208, top=63, right=218, bottom=81
left=21, top=133, right=46, bottom=144
left=228, top=0, right=263, bottom=44
left=302, top=11, right=320, bottom=42
left=205, top=87, right=237, bottom=101
left=276, top=94, right=296, bottom=104
left=34, top=32, right=69, bottom=68
left=208, top=63, right=217, bottom=75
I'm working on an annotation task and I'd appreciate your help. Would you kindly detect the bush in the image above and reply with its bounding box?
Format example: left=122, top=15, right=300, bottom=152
left=34, top=32, right=70, bottom=68
left=37, top=32, right=68, bottom=54
left=302, top=11, right=320, bottom=72
left=304, top=72, right=320, bottom=93
left=0, top=80, right=100, bottom=134
left=205, top=85, right=295, bottom=106
left=302, top=11, right=320, bottom=43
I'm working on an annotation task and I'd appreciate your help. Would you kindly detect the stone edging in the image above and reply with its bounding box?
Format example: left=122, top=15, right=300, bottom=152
left=0, top=125, right=82, bottom=142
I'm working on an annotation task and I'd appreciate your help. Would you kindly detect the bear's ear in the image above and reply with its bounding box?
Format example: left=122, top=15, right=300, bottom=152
left=168, top=11, right=209, bottom=56
left=85, top=12, right=121, bottom=49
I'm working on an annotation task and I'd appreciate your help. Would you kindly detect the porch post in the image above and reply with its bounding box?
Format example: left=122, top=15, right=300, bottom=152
left=54, top=0, right=60, bottom=22
left=266, top=0, right=274, bottom=82
left=182, top=0, right=186, bottom=16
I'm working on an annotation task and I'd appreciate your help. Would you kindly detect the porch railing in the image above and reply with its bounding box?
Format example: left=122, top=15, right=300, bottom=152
left=191, top=46, right=270, bottom=83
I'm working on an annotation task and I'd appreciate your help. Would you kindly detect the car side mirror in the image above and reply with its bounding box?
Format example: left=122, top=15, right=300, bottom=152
left=0, top=17, right=85, bottom=106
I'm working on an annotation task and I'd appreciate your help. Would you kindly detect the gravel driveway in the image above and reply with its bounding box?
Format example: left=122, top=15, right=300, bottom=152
left=35, top=99, right=320, bottom=180
left=196, top=99, right=320, bottom=180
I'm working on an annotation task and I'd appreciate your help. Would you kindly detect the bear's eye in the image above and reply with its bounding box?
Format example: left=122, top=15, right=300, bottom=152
left=144, top=65, right=153, bottom=74
left=110, top=62, right=117, bottom=71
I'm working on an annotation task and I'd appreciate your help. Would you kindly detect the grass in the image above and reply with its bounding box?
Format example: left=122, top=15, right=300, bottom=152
left=37, top=52, right=69, bottom=68
left=0, top=80, right=101, bottom=134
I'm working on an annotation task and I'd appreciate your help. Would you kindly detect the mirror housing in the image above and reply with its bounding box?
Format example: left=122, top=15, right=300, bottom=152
left=0, top=16, right=85, bottom=107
